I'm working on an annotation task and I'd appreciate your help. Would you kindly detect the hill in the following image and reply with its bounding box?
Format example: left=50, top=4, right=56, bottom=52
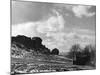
left=11, top=35, right=95, bottom=75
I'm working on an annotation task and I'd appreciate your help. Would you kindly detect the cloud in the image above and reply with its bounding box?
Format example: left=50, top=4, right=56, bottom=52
left=65, top=28, right=95, bottom=49
left=12, top=22, right=37, bottom=37
left=72, top=5, right=95, bottom=18
left=54, top=4, right=95, bottom=18
left=65, top=28, right=95, bottom=42
left=42, top=28, right=95, bottom=52
left=12, top=10, right=65, bottom=36
left=36, top=10, right=64, bottom=33
left=42, top=32, right=66, bottom=51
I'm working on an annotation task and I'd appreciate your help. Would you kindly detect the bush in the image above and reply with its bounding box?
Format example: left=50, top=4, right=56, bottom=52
left=51, top=48, right=59, bottom=55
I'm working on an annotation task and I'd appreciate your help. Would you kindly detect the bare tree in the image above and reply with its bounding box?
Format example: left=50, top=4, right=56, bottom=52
left=69, top=44, right=81, bottom=64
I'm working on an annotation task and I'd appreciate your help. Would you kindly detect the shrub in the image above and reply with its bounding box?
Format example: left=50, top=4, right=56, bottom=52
left=51, top=48, right=59, bottom=55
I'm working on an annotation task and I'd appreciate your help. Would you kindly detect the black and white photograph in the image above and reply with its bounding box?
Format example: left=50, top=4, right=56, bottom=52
left=11, top=0, right=96, bottom=75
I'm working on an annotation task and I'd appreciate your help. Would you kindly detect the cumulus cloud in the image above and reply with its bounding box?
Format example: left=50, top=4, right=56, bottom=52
left=54, top=4, right=95, bottom=18
left=12, top=22, right=37, bottom=37
left=65, top=28, right=95, bottom=42
left=12, top=10, right=65, bottom=36
left=36, top=10, right=64, bottom=33
left=72, top=5, right=95, bottom=18
left=46, top=32, right=65, bottom=42
left=42, top=28, right=95, bottom=52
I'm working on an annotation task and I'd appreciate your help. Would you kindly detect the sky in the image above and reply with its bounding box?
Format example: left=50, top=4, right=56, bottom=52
left=11, top=1, right=96, bottom=52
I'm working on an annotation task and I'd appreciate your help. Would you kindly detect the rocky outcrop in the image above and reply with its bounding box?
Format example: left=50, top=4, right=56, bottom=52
left=11, top=35, right=51, bottom=57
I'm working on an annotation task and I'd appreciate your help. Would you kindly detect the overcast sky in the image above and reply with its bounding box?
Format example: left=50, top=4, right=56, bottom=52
left=11, top=1, right=96, bottom=52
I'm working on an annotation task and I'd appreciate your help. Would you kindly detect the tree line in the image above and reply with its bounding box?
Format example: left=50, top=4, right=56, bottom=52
left=67, top=44, right=96, bottom=66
